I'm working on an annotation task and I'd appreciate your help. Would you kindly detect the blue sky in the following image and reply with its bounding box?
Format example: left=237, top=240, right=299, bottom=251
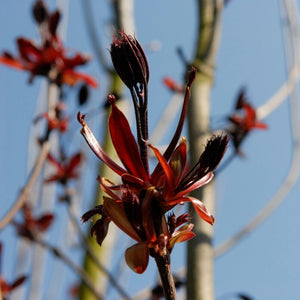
left=1, top=1, right=300, bottom=299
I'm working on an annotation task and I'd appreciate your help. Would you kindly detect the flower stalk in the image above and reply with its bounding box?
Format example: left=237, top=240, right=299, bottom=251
left=153, top=251, right=177, bottom=300
left=79, top=31, right=228, bottom=299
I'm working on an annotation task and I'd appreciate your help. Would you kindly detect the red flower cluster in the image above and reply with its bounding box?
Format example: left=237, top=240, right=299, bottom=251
left=79, top=32, right=229, bottom=273
left=34, top=102, right=69, bottom=134
left=0, top=1, right=98, bottom=88
left=0, top=243, right=27, bottom=298
left=12, top=204, right=54, bottom=240
left=227, top=89, right=267, bottom=154
left=45, top=152, right=82, bottom=185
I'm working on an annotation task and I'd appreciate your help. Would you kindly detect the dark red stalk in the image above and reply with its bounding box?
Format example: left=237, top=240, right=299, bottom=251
left=153, top=251, right=177, bottom=300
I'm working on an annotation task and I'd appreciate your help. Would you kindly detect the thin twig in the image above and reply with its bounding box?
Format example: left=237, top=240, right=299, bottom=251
left=80, top=0, right=111, bottom=73
left=0, top=141, right=50, bottom=232
left=33, top=236, right=103, bottom=299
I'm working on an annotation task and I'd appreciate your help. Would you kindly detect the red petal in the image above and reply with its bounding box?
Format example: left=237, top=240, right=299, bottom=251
left=67, top=153, right=82, bottom=172
left=189, top=197, right=215, bottom=225
left=109, top=101, right=149, bottom=181
left=78, top=113, right=127, bottom=176
left=175, top=172, right=214, bottom=198
left=103, top=196, right=142, bottom=242
left=253, top=122, right=268, bottom=130
left=168, top=224, right=195, bottom=249
left=141, top=187, right=157, bottom=243
left=163, top=77, right=184, bottom=93
left=168, top=196, right=215, bottom=225
left=44, top=174, right=63, bottom=183
left=0, top=55, right=25, bottom=70
left=47, top=153, right=64, bottom=172
left=125, top=241, right=149, bottom=274
left=62, top=70, right=98, bottom=88
left=17, top=38, right=41, bottom=61
left=149, top=144, right=175, bottom=190
left=169, top=137, right=187, bottom=186
left=152, top=68, right=196, bottom=180
left=37, top=214, right=54, bottom=231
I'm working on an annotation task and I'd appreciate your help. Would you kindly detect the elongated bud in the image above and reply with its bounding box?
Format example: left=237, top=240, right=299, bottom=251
left=110, top=31, right=149, bottom=88
left=32, top=0, right=48, bottom=24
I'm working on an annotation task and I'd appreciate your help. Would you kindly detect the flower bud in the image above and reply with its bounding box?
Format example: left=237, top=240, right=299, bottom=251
left=110, top=31, right=149, bottom=89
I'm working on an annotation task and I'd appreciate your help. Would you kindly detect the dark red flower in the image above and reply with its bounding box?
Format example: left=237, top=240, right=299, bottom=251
left=0, top=275, right=27, bottom=298
left=45, top=152, right=82, bottom=185
left=0, top=3, right=98, bottom=88
left=12, top=204, right=54, bottom=239
left=34, top=102, right=69, bottom=133
left=79, top=33, right=229, bottom=273
left=227, top=89, right=267, bottom=154
left=0, top=243, right=27, bottom=298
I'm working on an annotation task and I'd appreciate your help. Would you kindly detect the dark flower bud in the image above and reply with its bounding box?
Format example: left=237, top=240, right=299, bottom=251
left=33, top=1, right=48, bottom=24
left=48, top=11, right=61, bottom=36
left=90, top=217, right=110, bottom=246
left=110, top=31, right=149, bottom=89
left=178, top=134, right=229, bottom=191
left=78, top=84, right=89, bottom=106
left=197, top=134, right=230, bottom=176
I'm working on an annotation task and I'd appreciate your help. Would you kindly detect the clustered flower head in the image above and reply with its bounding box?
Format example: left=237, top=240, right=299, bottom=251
left=45, top=152, right=82, bottom=186
left=227, top=89, right=267, bottom=155
left=79, top=31, right=229, bottom=273
left=12, top=204, right=54, bottom=240
left=0, top=243, right=27, bottom=299
left=0, top=0, right=98, bottom=88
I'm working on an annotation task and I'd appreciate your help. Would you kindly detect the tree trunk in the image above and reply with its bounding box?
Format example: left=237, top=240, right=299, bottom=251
left=186, top=1, right=223, bottom=299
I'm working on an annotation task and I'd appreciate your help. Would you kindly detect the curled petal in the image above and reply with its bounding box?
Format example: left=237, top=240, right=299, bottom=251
left=189, top=197, right=215, bottom=225
left=121, top=173, right=147, bottom=191
left=176, top=172, right=214, bottom=198
left=168, top=224, right=195, bottom=249
left=78, top=112, right=127, bottom=176
left=125, top=241, right=149, bottom=274
left=168, top=196, right=215, bottom=225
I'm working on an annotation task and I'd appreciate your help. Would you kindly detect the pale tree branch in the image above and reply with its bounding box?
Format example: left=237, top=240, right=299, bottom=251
left=0, top=141, right=50, bottom=232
